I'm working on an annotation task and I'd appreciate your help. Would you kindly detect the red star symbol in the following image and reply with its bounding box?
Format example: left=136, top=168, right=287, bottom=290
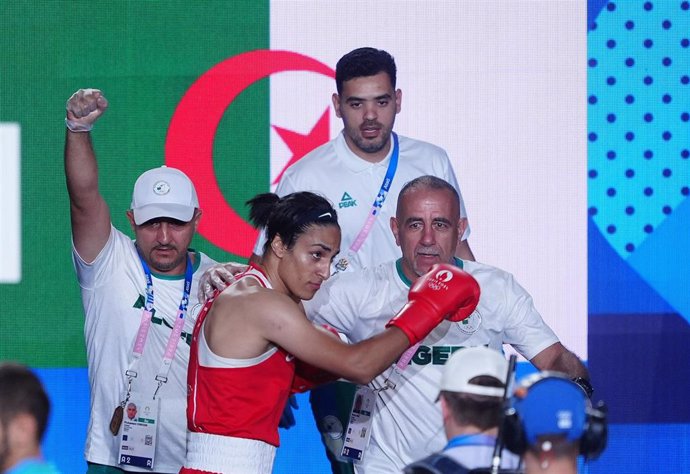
left=272, top=108, right=330, bottom=185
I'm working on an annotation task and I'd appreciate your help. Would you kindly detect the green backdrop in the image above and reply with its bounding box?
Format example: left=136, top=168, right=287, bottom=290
left=0, top=0, right=271, bottom=366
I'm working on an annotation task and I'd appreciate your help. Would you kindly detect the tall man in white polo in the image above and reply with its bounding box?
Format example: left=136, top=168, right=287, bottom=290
left=251, top=46, right=475, bottom=474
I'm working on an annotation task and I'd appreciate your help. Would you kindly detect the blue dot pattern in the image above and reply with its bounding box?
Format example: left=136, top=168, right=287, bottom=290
left=589, top=1, right=690, bottom=257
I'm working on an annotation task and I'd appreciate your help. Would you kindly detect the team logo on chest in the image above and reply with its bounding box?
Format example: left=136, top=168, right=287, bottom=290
left=334, top=258, right=349, bottom=273
left=457, top=309, right=482, bottom=334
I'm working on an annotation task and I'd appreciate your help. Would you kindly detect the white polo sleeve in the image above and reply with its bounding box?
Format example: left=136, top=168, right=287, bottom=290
left=499, top=271, right=559, bottom=360
left=304, top=272, right=361, bottom=338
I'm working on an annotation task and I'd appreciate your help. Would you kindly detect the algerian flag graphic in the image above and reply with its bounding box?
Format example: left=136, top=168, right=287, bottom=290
left=1, top=0, right=586, bottom=368
left=1, top=2, right=587, bottom=472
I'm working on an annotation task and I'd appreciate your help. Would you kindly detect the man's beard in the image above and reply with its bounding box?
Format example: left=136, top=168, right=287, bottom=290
left=348, top=121, right=391, bottom=155
left=148, top=245, right=186, bottom=273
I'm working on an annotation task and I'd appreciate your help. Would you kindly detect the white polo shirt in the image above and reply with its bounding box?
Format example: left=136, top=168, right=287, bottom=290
left=305, top=258, right=559, bottom=473
left=254, top=131, right=469, bottom=273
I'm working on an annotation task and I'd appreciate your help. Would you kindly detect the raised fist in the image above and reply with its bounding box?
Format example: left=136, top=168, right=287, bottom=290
left=65, top=88, right=109, bottom=132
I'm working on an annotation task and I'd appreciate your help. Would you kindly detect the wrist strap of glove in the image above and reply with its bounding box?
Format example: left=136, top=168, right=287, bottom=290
left=65, top=118, right=93, bottom=132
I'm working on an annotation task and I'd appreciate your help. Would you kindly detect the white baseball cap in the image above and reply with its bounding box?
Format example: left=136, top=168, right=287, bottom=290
left=130, top=166, right=199, bottom=225
left=440, top=346, right=509, bottom=397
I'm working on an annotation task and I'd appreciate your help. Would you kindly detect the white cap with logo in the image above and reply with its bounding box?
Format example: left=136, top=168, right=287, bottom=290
left=440, top=346, right=510, bottom=398
left=130, top=166, right=199, bottom=225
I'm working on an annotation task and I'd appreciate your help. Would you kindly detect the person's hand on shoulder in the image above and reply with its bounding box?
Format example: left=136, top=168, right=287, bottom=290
left=197, top=262, right=249, bottom=302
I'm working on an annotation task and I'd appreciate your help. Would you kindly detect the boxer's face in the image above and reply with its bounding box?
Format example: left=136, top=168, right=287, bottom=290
left=273, top=224, right=341, bottom=302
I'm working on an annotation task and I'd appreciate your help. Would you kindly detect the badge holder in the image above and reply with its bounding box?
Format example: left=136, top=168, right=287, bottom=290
left=340, top=340, right=421, bottom=463
left=109, top=372, right=136, bottom=436
left=340, top=385, right=377, bottom=463
left=118, top=392, right=160, bottom=469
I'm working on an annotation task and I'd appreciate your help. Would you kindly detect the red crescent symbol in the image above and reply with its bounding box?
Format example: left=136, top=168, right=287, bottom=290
left=165, top=50, right=334, bottom=257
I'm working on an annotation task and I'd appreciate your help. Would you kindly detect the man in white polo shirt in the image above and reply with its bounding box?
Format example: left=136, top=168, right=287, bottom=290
left=252, top=47, right=474, bottom=270
left=305, top=175, right=589, bottom=473
left=64, top=88, right=216, bottom=473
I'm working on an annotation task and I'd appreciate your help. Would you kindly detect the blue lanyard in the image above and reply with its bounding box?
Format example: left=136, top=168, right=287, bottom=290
left=130, top=250, right=193, bottom=389
left=349, top=132, right=399, bottom=251
left=444, top=433, right=497, bottom=450
left=372, top=131, right=399, bottom=214
left=138, top=252, right=194, bottom=317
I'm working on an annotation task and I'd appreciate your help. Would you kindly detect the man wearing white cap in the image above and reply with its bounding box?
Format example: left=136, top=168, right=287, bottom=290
left=403, top=346, right=521, bottom=473
left=64, top=88, right=217, bottom=474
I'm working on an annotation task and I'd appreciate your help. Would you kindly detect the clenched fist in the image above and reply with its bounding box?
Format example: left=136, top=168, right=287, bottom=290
left=65, top=88, right=108, bottom=132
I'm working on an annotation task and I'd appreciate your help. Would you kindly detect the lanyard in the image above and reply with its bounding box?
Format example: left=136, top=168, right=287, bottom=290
left=381, top=338, right=420, bottom=391
left=125, top=251, right=193, bottom=399
left=382, top=258, right=466, bottom=391
left=349, top=132, right=399, bottom=252
left=444, top=433, right=497, bottom=450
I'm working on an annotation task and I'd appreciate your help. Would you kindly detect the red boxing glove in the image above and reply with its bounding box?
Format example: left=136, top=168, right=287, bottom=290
left=446, top=269, right=480, bottom=322
left=291, top=325, right=340, bottom=393
left=386, top=263, right=481, bottom=345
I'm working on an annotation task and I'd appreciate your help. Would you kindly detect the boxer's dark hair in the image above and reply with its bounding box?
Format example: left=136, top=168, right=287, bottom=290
left=247, top=192, right=339, bottom=254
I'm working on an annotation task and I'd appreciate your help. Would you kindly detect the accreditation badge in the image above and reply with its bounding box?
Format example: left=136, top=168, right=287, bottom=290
left=340, top=385, right=377, bottom=463
left=118, top=394, right=160, bottom=470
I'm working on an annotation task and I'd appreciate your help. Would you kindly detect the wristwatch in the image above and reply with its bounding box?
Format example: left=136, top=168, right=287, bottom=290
left=572, top=376, right=594, bottom=398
